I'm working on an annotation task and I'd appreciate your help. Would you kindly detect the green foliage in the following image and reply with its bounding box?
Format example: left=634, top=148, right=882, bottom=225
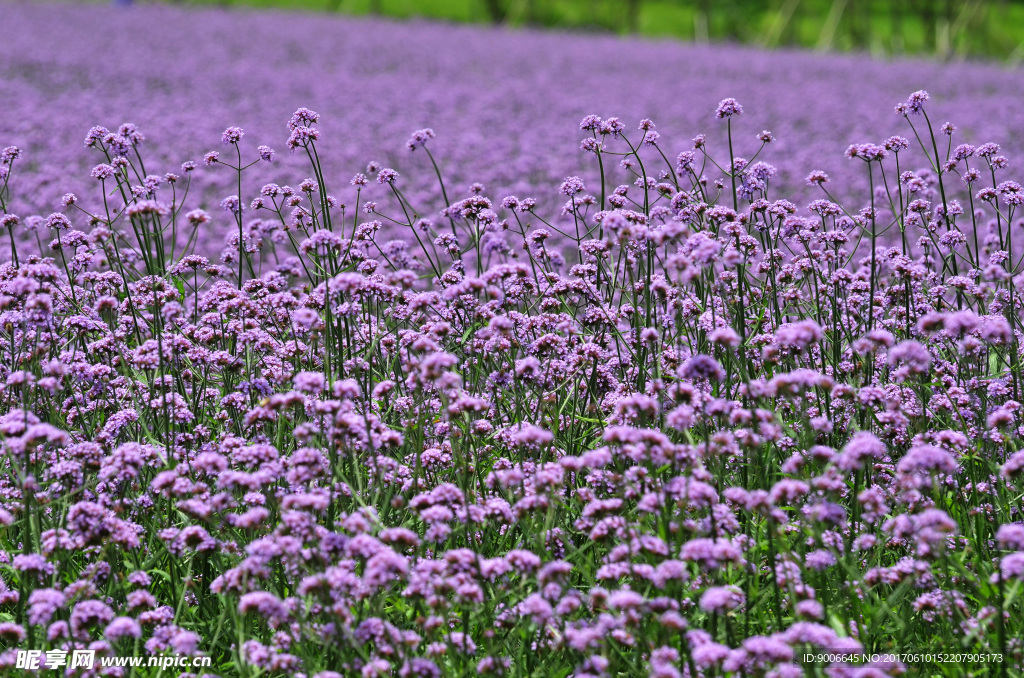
left=162, top=0, right=1024, bottom=61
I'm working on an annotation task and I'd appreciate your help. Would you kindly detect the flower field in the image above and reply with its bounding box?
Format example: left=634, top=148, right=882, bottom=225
left=6, top=3, right=1024, bottom=219
left=2, top=4, right=1024, bottom=677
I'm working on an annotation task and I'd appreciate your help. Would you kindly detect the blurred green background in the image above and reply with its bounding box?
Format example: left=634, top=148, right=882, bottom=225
left=172, top=0, right=1024, bottom=61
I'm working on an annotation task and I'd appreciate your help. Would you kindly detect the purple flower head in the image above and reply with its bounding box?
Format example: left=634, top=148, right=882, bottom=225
left=559, top=176, right=585, bottom=196
left=288, top=107, right=320, bottom=130
left=118, top=122, right=144, bottom=144
left=1, top=146, right=21, bottom=164
left=692, top=641, right=730, bottom=669
left=0, top=623, right=25, bottom=644
left=897, top=444, right=957, bottom=477
left=846, top=144, right=888, bottom=162
left=709, top=326, right=741, bottom=348
left=805, top=549, right=837, bottom=571
left=44, top=213, right=72, bottom=231
left=70, top=599, right=115, bottom=639
left=996, top=553, right=1024, bottom=582
left=27, top=589, right=66, bottom=626
left=83, top=127, right=109, bottom=148
left=769, top=479, right=809, bottom=505
left=221, top=126, right=244, bottom=145
left=13, top=553, right=54, bottom=578
left=996, top=524, right=1024, bottom=551
left=607, top=589, right=644, bottom=610
left=599, top=117, right=625, bottom=137
left=221, top=195, right=242, bottom=214
left=1002, top=450, right=1024, bottom=479
left=943, top=310, right=981, bottom=336
left=887, top=340, right=931, bottom=374
left=400, top=658, right=441, bottom=678
left=837, top=431, right=886, bottom=472
left=715, top=98, right=743, bottom=119
left=774, top=320, right=824, bottom=351
left=884, top=136, right=910, bottom=152
left=186, top=209, right=211, bottom=226
left=680, top=355, right=725, bottom=382
left=795, top=599, right=824, bottom=620
left=805, top=170, right=829, bottom=186
left=105, top=617, right=142, bottom=641
left=905, top=90, right=930, bottom=114
left=699, top=585, right=745, bottom=613
left=287, top=125, right=321, bottom=150
left=127, top=571, right=151, bottom=587
left=238, top=591, right=289, bottom=626
left=407, top=128, right=435, bottom=150
left=91, top=163, right=115, bottom=181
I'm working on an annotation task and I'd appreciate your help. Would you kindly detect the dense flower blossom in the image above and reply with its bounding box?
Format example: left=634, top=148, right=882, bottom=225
left=0, top=13, right=1020, bottom=671
left=715, top=98, right=743, bottom=119
left=699, top=586, right=745, bottom=613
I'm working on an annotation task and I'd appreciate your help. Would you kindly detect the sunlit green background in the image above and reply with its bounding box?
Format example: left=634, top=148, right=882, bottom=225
left=164, top=0, right=1024, bottom=61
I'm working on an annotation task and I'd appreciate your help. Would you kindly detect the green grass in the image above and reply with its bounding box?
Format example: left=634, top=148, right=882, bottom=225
left=164, top=0, right=1024, bottom=62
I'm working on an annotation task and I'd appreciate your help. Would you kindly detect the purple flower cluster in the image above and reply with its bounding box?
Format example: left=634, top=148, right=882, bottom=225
left=1, top=7, right=1024, bottom=674
left=6, top=2, right=1024, bottom=235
